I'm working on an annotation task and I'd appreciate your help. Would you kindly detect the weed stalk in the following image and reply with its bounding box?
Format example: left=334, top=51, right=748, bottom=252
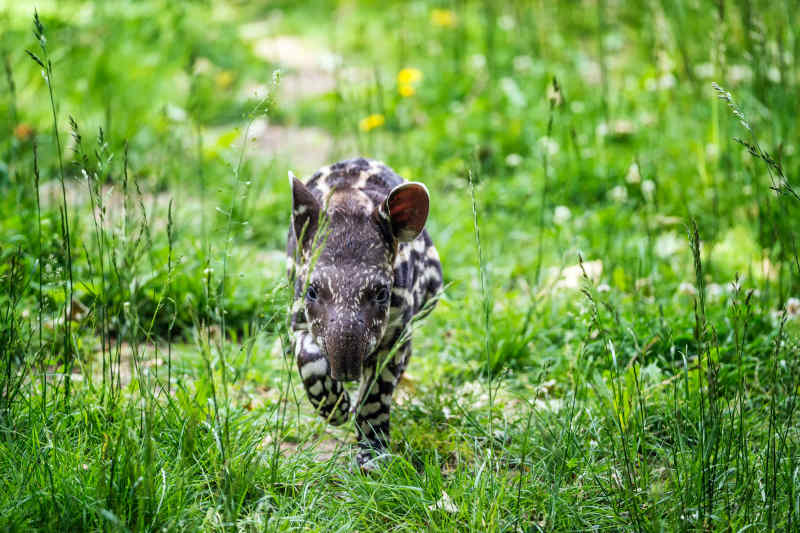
left=27, top=10, right=75, bottom=408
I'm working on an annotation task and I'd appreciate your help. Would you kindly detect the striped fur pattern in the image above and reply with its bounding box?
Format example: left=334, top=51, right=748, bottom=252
left=287, top=158, right=442, bottom=467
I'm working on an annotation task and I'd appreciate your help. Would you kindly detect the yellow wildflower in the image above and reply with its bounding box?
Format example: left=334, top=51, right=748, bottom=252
left=431, top=8, right=456, bottom=27
left=215, top=70, right=234, bottom=89
left=398, top=84, right=416, bottom=97
left=397, top=67, right=422, bottom=85
left=359, top=114, right=385, bottom=132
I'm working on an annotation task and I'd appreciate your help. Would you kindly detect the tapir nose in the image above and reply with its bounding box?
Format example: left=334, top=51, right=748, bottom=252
left=325, top=320, right=365, bottom=382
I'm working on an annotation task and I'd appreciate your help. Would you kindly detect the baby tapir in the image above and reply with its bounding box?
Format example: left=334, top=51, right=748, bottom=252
left=287, top=157, right=442, bottom=467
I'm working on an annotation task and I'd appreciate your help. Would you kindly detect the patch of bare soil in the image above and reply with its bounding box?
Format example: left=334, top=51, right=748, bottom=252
left=239, top=31, right=366, bottom=174
left=249, top=119, right=356, bottom=176
left=262, top=429, right=349, bottom=463
left=249, top=35, right=339, bottom=104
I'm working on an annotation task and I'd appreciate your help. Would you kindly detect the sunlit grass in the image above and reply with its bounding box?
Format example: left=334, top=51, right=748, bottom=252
left=1, top=0, right=798, bottom=530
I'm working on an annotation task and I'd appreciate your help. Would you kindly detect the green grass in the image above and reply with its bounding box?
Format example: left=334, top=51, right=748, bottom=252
left=1, top=0, right=799, bottom=530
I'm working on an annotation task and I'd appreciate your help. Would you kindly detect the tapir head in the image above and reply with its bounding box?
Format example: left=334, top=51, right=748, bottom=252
left=290, top=173, right=429, bottom=381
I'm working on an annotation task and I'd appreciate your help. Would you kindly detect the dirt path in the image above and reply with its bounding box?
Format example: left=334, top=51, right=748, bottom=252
left=241, top=30, right=361, bottom=175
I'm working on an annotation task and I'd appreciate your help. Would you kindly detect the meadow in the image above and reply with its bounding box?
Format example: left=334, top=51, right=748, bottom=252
left=0, top=1, right=799, bottom=530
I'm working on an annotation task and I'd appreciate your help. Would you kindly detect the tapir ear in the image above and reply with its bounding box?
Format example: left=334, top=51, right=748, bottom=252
left=290, top=171, right=321, bottom=250
left=379, top=182, right=430, bottom=242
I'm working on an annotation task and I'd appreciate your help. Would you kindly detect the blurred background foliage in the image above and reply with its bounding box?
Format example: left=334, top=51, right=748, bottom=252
left=0, top=0, right=799, bottom=530
left=1, top=0, right=797, bottom=364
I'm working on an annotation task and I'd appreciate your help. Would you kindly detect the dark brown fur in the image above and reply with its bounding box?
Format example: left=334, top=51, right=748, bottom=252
left=287, top=157, right=442, bottom=467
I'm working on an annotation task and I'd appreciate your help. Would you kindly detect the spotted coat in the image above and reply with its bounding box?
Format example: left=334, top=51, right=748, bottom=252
left=286, top=157, right=442, bottom=467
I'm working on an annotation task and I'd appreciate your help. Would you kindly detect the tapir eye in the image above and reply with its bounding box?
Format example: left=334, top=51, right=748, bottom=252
left=375, top=286, right=390, bottom=305
left=305, top=284, right=319, bottom=302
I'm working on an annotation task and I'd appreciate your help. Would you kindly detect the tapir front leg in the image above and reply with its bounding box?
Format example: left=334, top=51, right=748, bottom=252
left=353, top=343, right=411, bottom=466
left=293, top=330, right=351, bottom=425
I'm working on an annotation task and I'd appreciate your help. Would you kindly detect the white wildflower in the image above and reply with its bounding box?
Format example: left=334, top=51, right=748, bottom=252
left=538, top=136, right=559, bottom=156
left=248, top=118, right=268, bottom=139
left=513, top=55, right=534, bottom=72
left=694, top=62, right=714, bottom=79
left=193, top=57, right=213, bottom=75
left=449, top=101, right=465, bottom=114
left=579, top=58, right=602, bottom=85
left=553, top=205, right=571, bottom=226
left=611, top=119, right=636, bottom=136
left=609, top=185, right=628, bottom=203
left=500, top=77, right=526, bottom=107
left=641, top=179, right=655, bottom=201
left=654, top=232, right=682, bottom=259
left=498, top=14, right=515, bottom=30
left=786, top=297, right=800, bottom=318
left=505, top=153, right=522, bottom=167
left=165, top=103, right=187, bottom=122
left=657, top=50, right=675, bottom=72
left=597, top=283, right=611, bottom=293
left=429, top=492, right=458, bottom=513
left=678, top=282, right=697, bottom=296
left=729, top=64, right=753, bottom=83
left=625, top=162, right=641, bottom=184
left=658, top=72, right=677, bottom=89
left=603, top=33, right=623, bottom=52
left=469, top=54, right=486, bottom=70
left=706, top=283, right=724, bottom=300
left=554, top=260, right=603, bottom=290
